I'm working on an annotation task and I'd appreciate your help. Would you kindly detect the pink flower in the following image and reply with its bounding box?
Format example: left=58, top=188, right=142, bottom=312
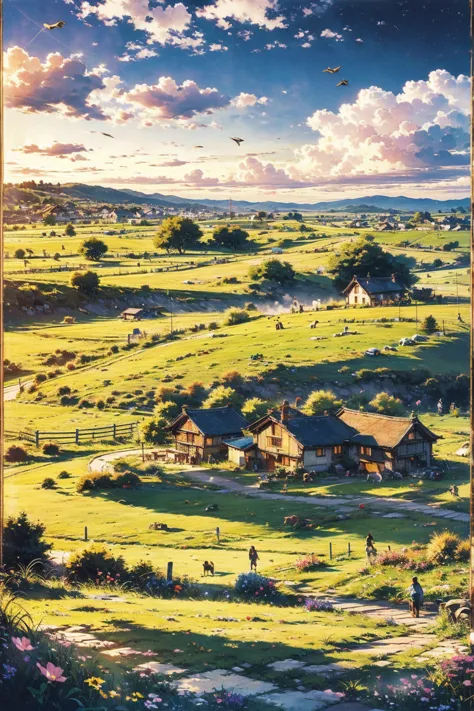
left=12, top=636, right=34, bottom=652
left=463, top=680, right=473, bottom=687
left=36, top=662, right=67, bottom=683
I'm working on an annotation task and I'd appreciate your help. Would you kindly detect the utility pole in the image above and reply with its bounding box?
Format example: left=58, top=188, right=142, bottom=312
left=470, top=0, right=474, bottom=647
left=169, top=290, right=173, bottom=335
left=455, top=271, right=460, bottom=319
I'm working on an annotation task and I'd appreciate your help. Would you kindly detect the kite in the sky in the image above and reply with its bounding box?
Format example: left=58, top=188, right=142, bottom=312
left=230, top=137, right=244, bottom=146
left=90, top=131, right=115, bottom=139
left=323, top=66, right=341, bottom=74
left=337, top=80, right=349, bottom=87
left=43, top=21, right=65, bottom=30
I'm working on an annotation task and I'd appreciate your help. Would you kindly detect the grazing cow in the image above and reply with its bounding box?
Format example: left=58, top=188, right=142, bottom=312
left=203, top=561, right=215, bottom=576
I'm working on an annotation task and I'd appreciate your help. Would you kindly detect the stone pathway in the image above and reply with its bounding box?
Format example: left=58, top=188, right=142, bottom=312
left=89, top=451, right=468, bottom=524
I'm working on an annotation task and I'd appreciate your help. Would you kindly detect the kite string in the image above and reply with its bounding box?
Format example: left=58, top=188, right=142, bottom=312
left=24, top=27, right=45, bottom=49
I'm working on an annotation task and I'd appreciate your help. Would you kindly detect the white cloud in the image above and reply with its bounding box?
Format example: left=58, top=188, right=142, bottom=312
left=196, top=0, right=286, bottom=31
left=209, top=43, right=228, bottom=52
left=231, top=92, right=269, bottom=109
left=321, top=28, right=343, bottom=41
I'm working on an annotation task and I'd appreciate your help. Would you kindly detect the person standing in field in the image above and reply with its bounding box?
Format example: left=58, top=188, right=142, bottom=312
left=408, top=576, right=424, bottom=618
left=249, top=545, right=259, bottom=572
left=365, top=532, right=376, bottom=561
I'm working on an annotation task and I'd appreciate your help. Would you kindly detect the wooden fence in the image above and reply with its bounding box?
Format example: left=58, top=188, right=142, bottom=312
left=14, top=421, right=137, bottom=447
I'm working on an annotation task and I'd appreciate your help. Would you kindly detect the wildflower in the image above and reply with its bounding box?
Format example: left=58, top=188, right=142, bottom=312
left=36, top=662, right=67, bottom=683
left=2, top=664, right=17, bottom=680
left=85, top=676, right=106, bottom=690
left=12, top=637, right=34, bottom=652
left=463, top=680, right=473, bottom=687
left=109, top=690, right=119, bottom=698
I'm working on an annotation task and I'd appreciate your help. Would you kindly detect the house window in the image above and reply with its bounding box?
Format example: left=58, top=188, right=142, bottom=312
left=333, top=445, right=342, bottom=455
left=268, top=437, right=282, bottom=448
left=360, top=446, right=372, bottom=456
left=354, top=296, right=358, bottom=304
left=316, top=447, right=325, bottom=457
left=186, top=432, right=195, bottom=444
left=408, top=432, right=415, bottom=440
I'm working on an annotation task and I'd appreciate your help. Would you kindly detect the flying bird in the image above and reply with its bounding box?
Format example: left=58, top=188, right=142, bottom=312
left=43, top=21, right=65, bottom=30
left=194, top=145, right=204, bottom=149
left=323, top=66, right=341, bottom=74
left=230, top=137, right=244, bottom=146
left=90, top=131, right=115, bottom=139
left=337, top=80, right=349, bottom=87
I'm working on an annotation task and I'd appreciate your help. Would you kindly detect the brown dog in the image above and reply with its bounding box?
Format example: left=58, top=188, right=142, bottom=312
left=203, top=561, right=215, bottom=576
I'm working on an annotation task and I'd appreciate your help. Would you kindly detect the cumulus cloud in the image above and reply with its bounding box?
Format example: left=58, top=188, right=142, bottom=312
left=209, top=43, right=228, bottom=51
left=16, top=142, right=90, bottom=156
left=184, top=168, right=220, bottom=186
left=4, top=47, right=109, bottom=120
left=197, top=0, right=286, bottom=31
left=79, top=0, right=200, bottom=48
left=294, top=69, right=470, bottom=181
left=231, top=92, right=269, bottom=109
left=321, top=28, right=343, bottom=41
left=121, top=76, right=231, bottom=123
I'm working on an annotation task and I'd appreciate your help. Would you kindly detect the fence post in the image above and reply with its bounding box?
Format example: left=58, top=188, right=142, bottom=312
left=76, top=429, right=80, bottom=445
left=347, top=542, right=351, bottom=557
left=329, top=542, right=333, bottom=561
left=84, top=526, right=88, bottom=542
left=167, top=562, right=173, bottom=581
left=35, top=430, right=40, bottom=448
left=113, top=423, right=117, bottom=440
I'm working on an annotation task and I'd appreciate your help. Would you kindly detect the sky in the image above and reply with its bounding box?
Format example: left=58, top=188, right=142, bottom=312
left=3, top=0, right=471, bottom=202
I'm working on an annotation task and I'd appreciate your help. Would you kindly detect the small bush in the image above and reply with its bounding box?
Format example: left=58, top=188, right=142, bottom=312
left=96, top=399, right=106, bottom=410
left=42, top=442, right=60, bottom=456
left=35, top=373, right=47, bottom=384
left=58, top=470, right=71, bottom=479
left=4, top=511, right=52, bottom=567
left=76, top=470, right=142, bottom=493
left=295, top=554, right=325, bottom=572
left=369, top=391, right=404, bottom=416
left=66, top=362, right=76, bottom=371
left=66, top=544, right=126, bottom=583
left=427, top=531, right=461, bottom=564
left=304, top=598, right=334, bottom=612
left=110, top=345, right=120, bottom=354
left=78, top=398, right=95, bottom=408
left=455, top=539, right=470, bottom=562
left=62, top=316, right=76, bottom=324
left=41, top=477, right=56, bottom=489
left=234, top=572, right=279, bottom=602
left=225, top=308, right=250, bottom=326
left=303, top=390, right=342, bottom=416
left=5, top=445, right=29, bottom=463
left=57, top=385, right=72, bottom=397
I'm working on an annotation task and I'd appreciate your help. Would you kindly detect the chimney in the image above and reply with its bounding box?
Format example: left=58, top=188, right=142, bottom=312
left=182, top=405, right=187, bottom=414
left=281, top=400, right=290, bottom=425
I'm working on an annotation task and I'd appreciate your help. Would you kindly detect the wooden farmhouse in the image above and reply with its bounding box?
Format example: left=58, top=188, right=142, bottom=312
left=245, top=402, right=438, bottom=474
left=343, top=275, right=407, bottom=307
left=166, top=406, right=248, bottom=463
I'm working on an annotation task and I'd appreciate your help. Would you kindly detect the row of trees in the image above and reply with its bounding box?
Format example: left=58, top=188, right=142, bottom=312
left=153, top=217, right=253, bottom=254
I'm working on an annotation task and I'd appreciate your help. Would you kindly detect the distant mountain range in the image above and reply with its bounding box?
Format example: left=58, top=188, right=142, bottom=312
left=60, top=184, right=470, bottom=213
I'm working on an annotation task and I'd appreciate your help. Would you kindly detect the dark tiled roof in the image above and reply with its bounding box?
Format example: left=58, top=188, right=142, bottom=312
left=224, top=436, right=255, bottom=451
left=285, top=415, right=356, bottom=447
left=343, top=276, right=405, bottom=295
left=337, top=408, right=438, bottom=449
left=170, top=407, right=248, bottom=436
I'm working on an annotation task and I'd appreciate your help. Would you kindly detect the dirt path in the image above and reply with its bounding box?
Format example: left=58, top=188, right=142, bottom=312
left=89, top=449, right=469, bottom=523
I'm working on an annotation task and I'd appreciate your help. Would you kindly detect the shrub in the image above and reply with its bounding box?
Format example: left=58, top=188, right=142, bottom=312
left=66, top=544, right=126, bottom=583
left=96, top=399, right=106, bottom=410
left=144, top=569, right=201, bottom=599
left=62, top=315, right=76, bottom=324
left=304, top=598, right=334, bottom=612
left=225, top=308, right=250, bottom=326
left=127, top=560, right=155, bottom=589
left=234, top=572, right=279, bottom=602
left=422, top=314, right=438, bottom=333
left=295, top=554, right=325, bottom=572
left=42, top=442, right=60, bottom=456
left=185, top=381, right=207, bottom=406
left=58, top=470, right=71, bottom=479
left=139, top=416, right=169, bottom=445
left=208, top=321, right=219, bottom=330
left=155, top=401, right=180, bottom=421
left=76, top=470, right=141, bottom=493
left=78, top=237, right=108, bottom=261
left=455, top=539, right=470, bottom=562
left=79, top=398, right=95, bottom=408
left=110, top=345, right=119, bottom=354
left=4, top=511, right=52, bottom=567
left=35, top=373, right=47, bottom=384
left=71, top=270, right=100, bottom=294
left=221, top=370, right=245, bottom=390
left=57, top=385, right=71, bottom=397
left=427, top=531, right=461, bottom=564
left=203, top=386, right=243, bottom=410
left=249, top=258, right=295, bottom=284
left=41, top=477, right=56, bottom=489
left=242, top=397, right=268, bottom=422
left=66, top=362, right=76, bottom=371
left=303, top=390, right=342, bottom=415
left=369, top=391, right=404, bottom=416
left=5, top=445, right=29, bottom=463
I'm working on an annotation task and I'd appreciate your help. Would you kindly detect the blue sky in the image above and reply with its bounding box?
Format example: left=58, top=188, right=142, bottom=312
left=3, top=0, right=471, bottom=201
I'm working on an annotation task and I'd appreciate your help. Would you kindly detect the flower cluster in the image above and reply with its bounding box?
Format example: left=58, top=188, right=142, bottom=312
left=304, top=598, right=334, bottom=613
left=234, top=573, right=279, bottom=602
left=374, top=549, right=432, bottom=572
left=295, top=554, right=325, bottom=572
left=373, top=671, right=458, bottom=710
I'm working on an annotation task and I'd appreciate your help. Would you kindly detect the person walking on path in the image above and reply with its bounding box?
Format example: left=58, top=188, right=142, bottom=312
left=408, top=576, right=424, bottom=618
left=365, top=532, right=376, bottom=562
left=249, top=545, right=259, bottom=572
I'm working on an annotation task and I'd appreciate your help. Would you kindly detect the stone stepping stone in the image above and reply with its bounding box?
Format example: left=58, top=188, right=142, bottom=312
left=104, top=647, right=144, bottom=658
left=302, top=663, right=347, bottom=677
left=175, top=670, right=276, bottom=697
left=136, top=662, right=186, bottom=676
left=268, top=659, right=307, bottom=672
left=261, top=689, right=342, bottom=710
left=356, top=634, right=436, bottom=656
left=381, top=513, right=406, bottom=519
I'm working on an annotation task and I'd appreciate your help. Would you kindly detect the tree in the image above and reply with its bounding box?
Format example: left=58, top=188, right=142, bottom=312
left=327, top=234, right=415, bottom=292
left=256, top=211, right=267, bottom=221
left=65, top=222, right=76, bottom=237
left=249, top=258, right=295, bottom=285
left=303, top=390, right=342, bottom=416
left=413, top=211, right=431, bottom=223
left=213, top=225, right=250, bottom=250
left=43, top=213, right=57, bottom=226
left=4, top=511, right=52, bottom=567
left=442, top=241, right=459, bottom=252
left=202, top=386, right=243, bottom=410
left=369, top=391, right=404, bottom=416
left=14, top=248, right=26, bottom=259
left=71, top=270, right=100, bottom=294
left=225, top=308, right=251, bottom=326
left=79, top=237, right=108, bottom=261
left=422, top=315, right=438, bottom=333
left=154, top=216, right=203, bottom=254
left=242, top=397, right=268, bottom=422
left=139, top=416, right=168, bottom=445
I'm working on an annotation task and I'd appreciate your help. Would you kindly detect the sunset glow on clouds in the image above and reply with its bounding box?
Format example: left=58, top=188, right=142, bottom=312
left=3, top=0, right=469, bottom=200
